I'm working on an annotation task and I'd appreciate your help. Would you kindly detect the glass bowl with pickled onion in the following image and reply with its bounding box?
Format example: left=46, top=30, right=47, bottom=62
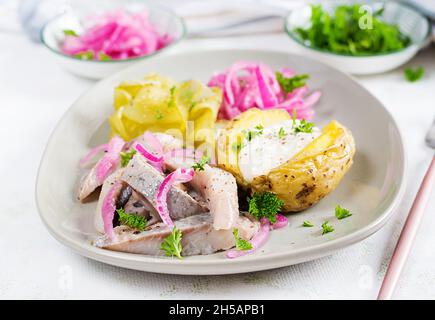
left=40, top=2, right=185, bottom=79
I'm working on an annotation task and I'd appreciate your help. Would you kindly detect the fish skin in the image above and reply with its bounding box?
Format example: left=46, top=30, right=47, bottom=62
left=77, top=166, right=101, bottom=202
left=121, top=155, right=208, bottom=220
left=94, top=213, right=259, bottom=256
left=190, top=165, right=240, bottom=230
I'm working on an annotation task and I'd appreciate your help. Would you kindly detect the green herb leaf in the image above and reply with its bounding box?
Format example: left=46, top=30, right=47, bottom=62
left=232, top=142, right=243, bottom=152
left=248, top=192, right=284, bottom=223
left=292, top=109, right=315, bottom=133
left=233, top=228, right=253, bottom=251
left=254, top=124, right=264, bottom=135
left=99, top=52, right=112, bottom=61
left=116, top=208, right=147, bottom=231
left=278, top=127, right=287, bottom=139
left=294, top=120, right=314, bottom=133
left=192, top=155, right=210, bottom=171
left=75, top=50, right=94, bottom=60
left=294, top=4, right=410, bottom=55
left=321, top=221, right=334, bottom=235
left=243, top=124, right=264, bottom=142
left=243, top=130, right=254, bottom=141
left=404, top=67, right=424, bottom=82
left=120, top=149, right=137, bottom=167
left=335, top=205, right=352, bottom=220
left=63, top=29, right=78, bottom=37
left=302, top=221, right=314, bottom=227
left=160, top=226, right=183, bottom=259
left=155, top=110, right=164, bottom=120
left=276, top=72, right=309, bottom=94
left=170, top=86, right=176, bottom=95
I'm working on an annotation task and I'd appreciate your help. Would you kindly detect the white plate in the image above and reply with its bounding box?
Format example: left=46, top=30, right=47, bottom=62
left=36, top=49, right=406, bottom=275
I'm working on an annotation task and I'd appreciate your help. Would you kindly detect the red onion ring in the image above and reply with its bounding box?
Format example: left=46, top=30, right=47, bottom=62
left=101, top=180, right=122, bottom=240
left=155, top=168, right=195, bottom=228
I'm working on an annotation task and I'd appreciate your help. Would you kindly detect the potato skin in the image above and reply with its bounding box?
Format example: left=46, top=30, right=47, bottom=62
left=251, top=120, right=355, bottom=212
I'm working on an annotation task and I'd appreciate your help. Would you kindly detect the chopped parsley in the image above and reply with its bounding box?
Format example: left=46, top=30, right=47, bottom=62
left=302, top=221, right=314, bottom=227
left=116, top=208, right=147, bottom=231
left=321, top=221, right=334, bottom=235
left=170, top=86, right=176, bottom=95
left=160, top=226, right=183, bottom=259
left=119, top=149, right=137, bottom=167
left=232, top=142, right=243, bottom=152
left=276, top=72, right=309, bottom=94
left=63, top=29, right=78, bottom=37
left=192, top=156, right=210, bottom=172
left=335, top=205, right=352, bottom=220
left=254, top=124, right=264, bottom=135
left=294, top=120, right=314, bottom=133
left=294, top=4, right=410, bottom=55
left=278, top=127, right=287, bottom=139
left=404, top=67, right=424, bottom=82
left=248, top=192, right=284, bottom=223
left=99, top=52, right=111, bottom=61
left=243, top=130, right=254, bottom=141
left=233, top=228, right=253, bottom=251
left=189, top=102, right=198, bottom=112
left=243, top=124, right=264, bottom=142
left=155, top=110, right=164, bottom=120
left=292, top=109, right=314, bottom=133
left=75, top=50, right=94, bottom=60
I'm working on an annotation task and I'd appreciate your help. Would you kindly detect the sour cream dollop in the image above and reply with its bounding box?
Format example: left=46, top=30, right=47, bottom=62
left=238, top=120, right=321, bottom=182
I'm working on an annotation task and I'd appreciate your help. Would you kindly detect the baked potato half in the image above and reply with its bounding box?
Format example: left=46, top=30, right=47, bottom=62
left=216, top=108, right=292, bottom=187
left=216, top=108, right=355, bottom=212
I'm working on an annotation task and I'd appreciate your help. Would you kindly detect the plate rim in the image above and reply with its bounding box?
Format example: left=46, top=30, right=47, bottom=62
left=35, top=48, right=407, bottom=275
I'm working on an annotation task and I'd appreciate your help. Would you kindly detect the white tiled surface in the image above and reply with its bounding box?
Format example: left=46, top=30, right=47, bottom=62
left=1, top=2, right=435, bottom=300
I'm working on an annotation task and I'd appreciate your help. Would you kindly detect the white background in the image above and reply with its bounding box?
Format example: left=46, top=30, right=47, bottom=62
left=1, top=0, right=435, bottom=299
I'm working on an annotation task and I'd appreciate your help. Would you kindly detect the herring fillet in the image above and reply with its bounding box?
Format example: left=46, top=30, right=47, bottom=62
left=190, top=165, right=239, bottom=230
left=121, top=155, right=207, bottom=219
left=77, top=166, right=101, bottom=201
left=94, top=213, right=260, bottom=256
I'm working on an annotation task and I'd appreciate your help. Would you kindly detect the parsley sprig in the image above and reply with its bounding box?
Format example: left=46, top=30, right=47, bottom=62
left=292, top=109, right=314, bottom=133
left=276, top=72, right=309, bottom=94
left=233, top=228, right=253, bottom=251
left=243, top=124, right=264, bottom=142
left=192, top=156, right=210, bottom=171
left=321, top=221, right=334, bottom=235
left=75, top=50, right=94, bottom=60
left=248, top=192, right=284, bottom=223
left=335, top=205, right=352, bottom=220
left=120, top=149, right=137, bottom=167
left=116, top=208, right=147, bottom=231
left=302, top=221, right=314, bottom=227
left=63, top=29, right=78, bottom=37
left=404, top=67, right=424, bottom=82
left=160, top=227, right=183, bottom=259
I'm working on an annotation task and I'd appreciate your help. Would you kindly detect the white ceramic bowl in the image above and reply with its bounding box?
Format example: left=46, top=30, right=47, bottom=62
left=40, top=2, right=185, bottom=80
left=285, top=1, right=430, bottom=75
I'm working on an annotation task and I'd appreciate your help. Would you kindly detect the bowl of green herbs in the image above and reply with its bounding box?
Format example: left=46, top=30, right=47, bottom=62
left=285, top=1, right=430, bottom=74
